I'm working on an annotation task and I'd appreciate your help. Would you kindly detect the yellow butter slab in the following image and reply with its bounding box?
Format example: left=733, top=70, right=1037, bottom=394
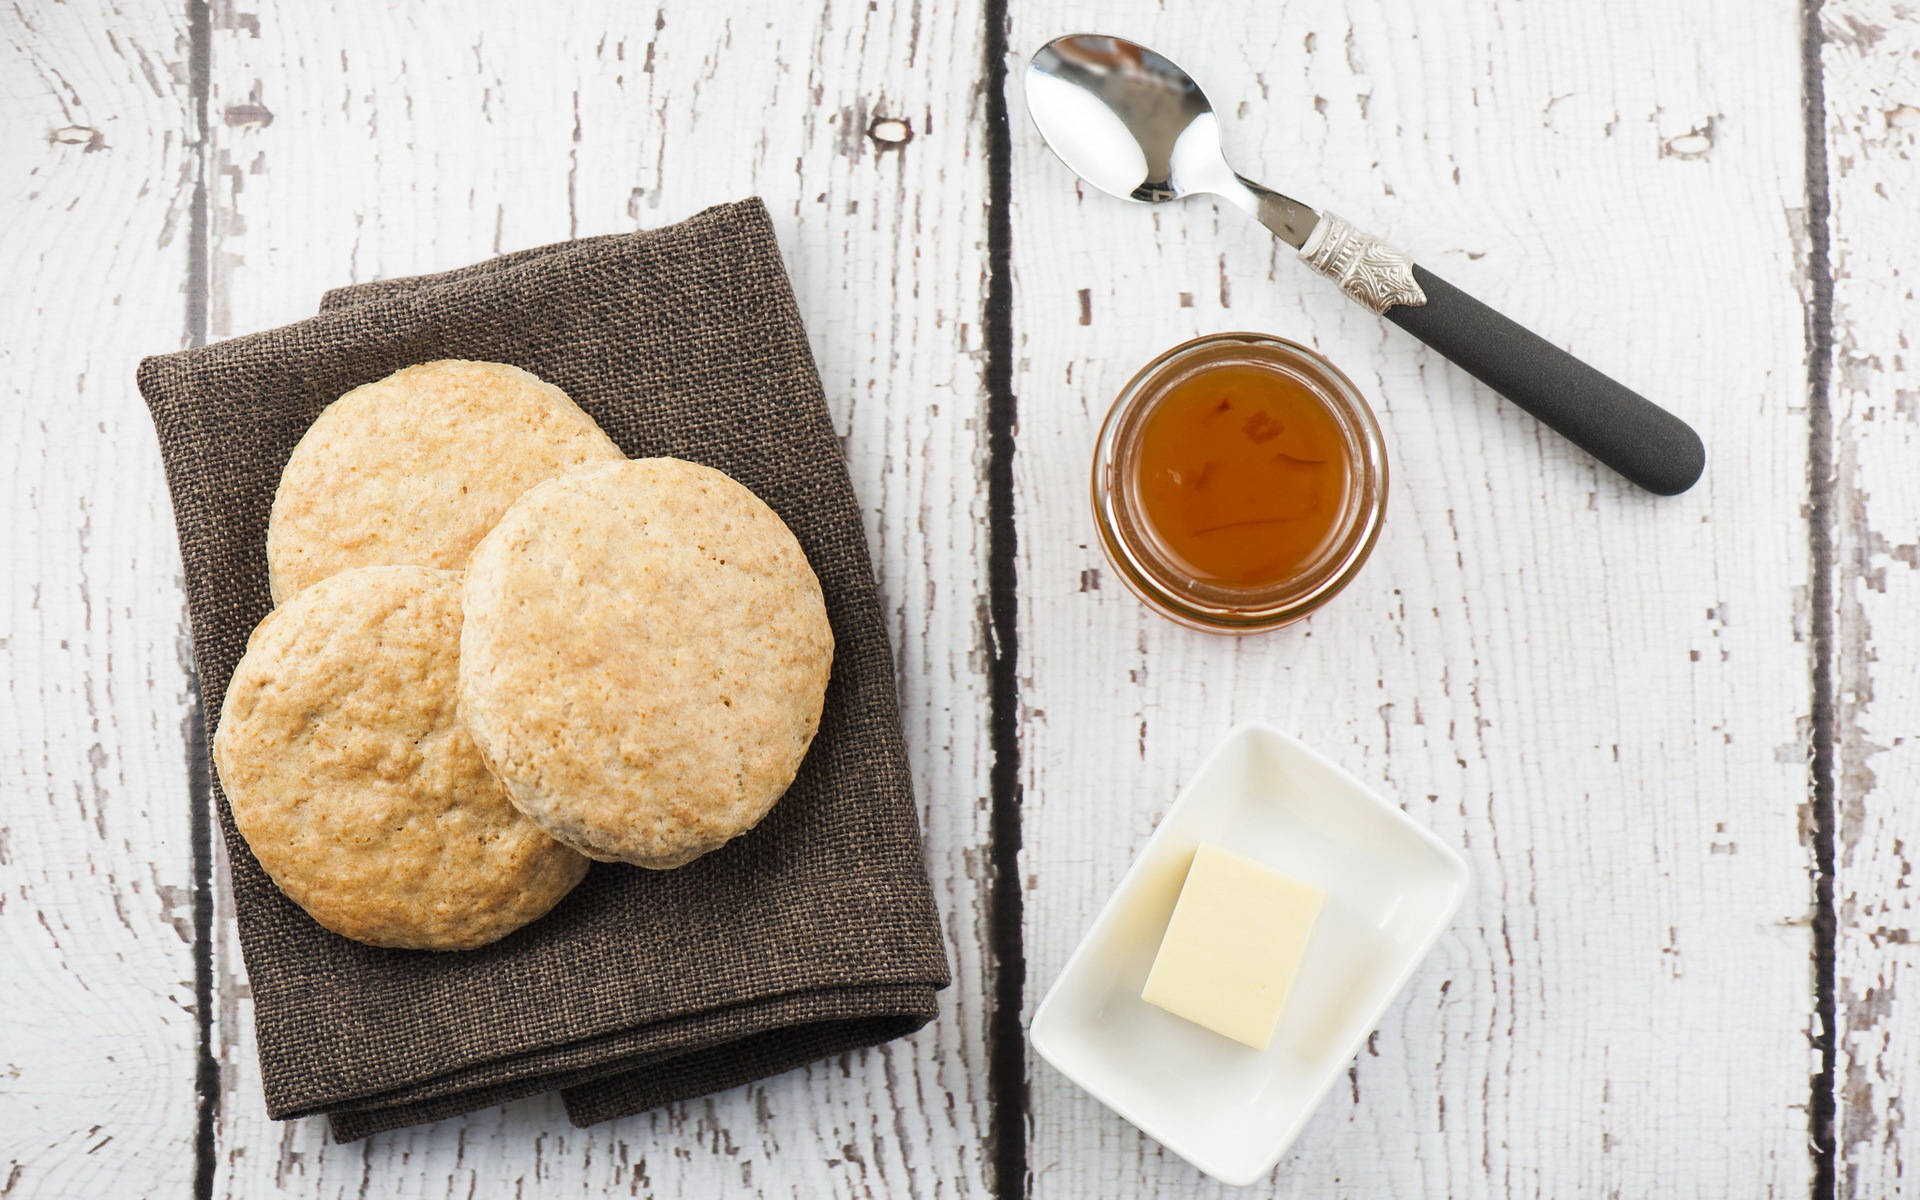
left=1141, top=843, right=1326, bottom=1050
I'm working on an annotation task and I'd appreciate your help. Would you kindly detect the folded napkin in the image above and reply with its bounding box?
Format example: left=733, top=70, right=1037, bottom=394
left=138, top=198, right=950, bottom=1140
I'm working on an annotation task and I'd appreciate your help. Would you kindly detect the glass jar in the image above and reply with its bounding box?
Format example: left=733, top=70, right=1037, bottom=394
left=1090, top=332, right=1388, bottom=634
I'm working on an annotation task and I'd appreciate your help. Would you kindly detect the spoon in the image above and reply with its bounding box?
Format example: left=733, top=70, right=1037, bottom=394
left=1026, top=33, right=1705, bottom=496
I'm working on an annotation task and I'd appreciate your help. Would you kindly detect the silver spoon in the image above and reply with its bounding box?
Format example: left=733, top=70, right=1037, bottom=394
left=1026, top=33, right=1704, bottom=496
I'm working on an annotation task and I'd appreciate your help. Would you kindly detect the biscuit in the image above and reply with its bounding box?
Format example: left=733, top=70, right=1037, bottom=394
left=267, top=360, right=625, bottom=602
left=459, top=458, right=834, bottom=868
left=213, top=566, right=590, bottom=949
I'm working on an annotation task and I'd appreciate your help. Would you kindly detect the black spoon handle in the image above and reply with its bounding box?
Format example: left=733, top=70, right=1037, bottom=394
left=1383, top=264, right=1704, bottom=495
left=1296, top=212, right=1704, bottom=495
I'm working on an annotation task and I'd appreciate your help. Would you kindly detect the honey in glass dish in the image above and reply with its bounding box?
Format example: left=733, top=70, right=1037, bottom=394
left=1133, top=363, right=1351, bottom=588
left=1091, top=333, right=1388, bottom=634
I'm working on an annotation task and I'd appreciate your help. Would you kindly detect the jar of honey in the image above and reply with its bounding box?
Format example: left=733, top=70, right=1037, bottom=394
left=1091, top=333, right=1387, bottom=633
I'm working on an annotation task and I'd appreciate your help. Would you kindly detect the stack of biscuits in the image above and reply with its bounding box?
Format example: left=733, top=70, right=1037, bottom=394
left=212, top=360, right=835, bottom=951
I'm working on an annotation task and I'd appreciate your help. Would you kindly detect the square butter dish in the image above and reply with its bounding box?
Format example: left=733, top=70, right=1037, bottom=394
left=1029, top=722, right=1470, bottom=1186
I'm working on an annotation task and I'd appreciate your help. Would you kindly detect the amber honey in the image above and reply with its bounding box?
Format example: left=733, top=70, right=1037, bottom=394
left=1133, top=363, right=1351, bottom=587
left=1092, top=333, right=1387, bottom=634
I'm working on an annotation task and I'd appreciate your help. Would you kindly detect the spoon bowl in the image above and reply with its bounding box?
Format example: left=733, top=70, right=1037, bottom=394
left=1026, top=34, right=1317, bottom=243
left=1026, top=35, right=1221, bottom=203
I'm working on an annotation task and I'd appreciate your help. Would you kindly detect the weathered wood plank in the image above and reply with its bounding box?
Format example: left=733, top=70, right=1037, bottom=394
left=1004, top=1, right=1816, bottom=1194
left=1821, top=2, right=1920, bottom=1193
left=199, top=2, right=992, bottom=1196
left=0, top=2, right=203, bottom=1196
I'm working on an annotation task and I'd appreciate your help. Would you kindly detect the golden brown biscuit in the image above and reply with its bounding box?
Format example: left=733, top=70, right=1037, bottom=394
left=460, top=458, right=834, bottom=868
left=213, top=566, right=589, bottom=949
left=266, top=360, right=625, bottom=602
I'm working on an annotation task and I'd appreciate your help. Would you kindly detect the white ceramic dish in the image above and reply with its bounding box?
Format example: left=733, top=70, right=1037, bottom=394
left=1029, top=721, right=1470, bottom=1186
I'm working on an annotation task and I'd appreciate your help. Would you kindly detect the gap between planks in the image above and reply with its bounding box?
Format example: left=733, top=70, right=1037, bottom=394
left=981, top=1, right=1031, bottom=1199
left=184, top=3, right=221, bottom=1200
left=1799, top=0, right=1839, bottom=1196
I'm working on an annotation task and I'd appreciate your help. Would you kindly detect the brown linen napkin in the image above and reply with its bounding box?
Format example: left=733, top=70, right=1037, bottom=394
left=138, top=197, right=950, bottom=1141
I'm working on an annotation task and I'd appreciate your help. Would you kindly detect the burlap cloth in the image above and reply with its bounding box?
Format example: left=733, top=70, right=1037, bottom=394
left=137, top=198, right=949, bottom=1140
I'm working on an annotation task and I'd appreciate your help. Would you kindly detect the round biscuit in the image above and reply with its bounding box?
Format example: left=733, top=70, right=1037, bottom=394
left=267, top=359, right=625, bottom=602
left=213, top=566, right=590, bottom=950
left=459, top=458, right=833, bottom=868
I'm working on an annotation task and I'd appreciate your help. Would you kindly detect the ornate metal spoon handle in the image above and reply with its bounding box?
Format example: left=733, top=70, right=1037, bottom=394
left=1298, top=212, right=1427, bottom=315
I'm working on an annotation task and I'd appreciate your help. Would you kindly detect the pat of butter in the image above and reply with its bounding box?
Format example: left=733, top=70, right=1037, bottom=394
left=1140, top=844, right=1326, bottom=1050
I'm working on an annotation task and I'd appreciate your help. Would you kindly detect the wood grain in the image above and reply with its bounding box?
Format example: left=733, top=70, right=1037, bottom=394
left=1003, top=1, right=1818, bottom=1194
left=0, top=2, right=203, bottom=1197
left=1820, top=2, right=1920, bottom=1194
left=196, top=1, right=993, bottom=1196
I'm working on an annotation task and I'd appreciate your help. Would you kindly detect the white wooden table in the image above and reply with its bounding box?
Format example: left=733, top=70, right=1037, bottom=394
left=5, top=1, right=1915, bottom=1196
